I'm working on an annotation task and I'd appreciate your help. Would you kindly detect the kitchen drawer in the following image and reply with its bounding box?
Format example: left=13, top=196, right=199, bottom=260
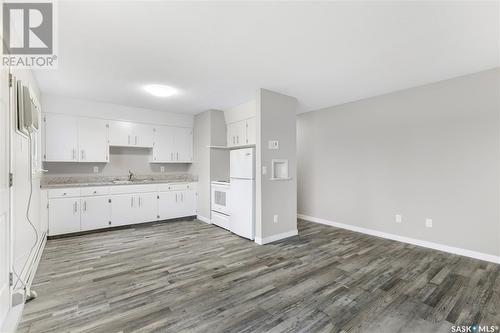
left=109, top=184, right=158, bottom=195
left=157, top=182, right=196, bottom=192
left=212, top=211, right=230, bottom=231
left=81, top=186, right=110, bottom=197
left=48, top=188, right=81, bottom=199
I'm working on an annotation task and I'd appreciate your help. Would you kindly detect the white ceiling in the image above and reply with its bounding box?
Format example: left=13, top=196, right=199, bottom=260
left=34, top=1, right=499, bottom=114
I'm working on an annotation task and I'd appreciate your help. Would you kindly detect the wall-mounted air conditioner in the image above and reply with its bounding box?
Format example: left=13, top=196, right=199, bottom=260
left=16, top=80, right=39, bottom=135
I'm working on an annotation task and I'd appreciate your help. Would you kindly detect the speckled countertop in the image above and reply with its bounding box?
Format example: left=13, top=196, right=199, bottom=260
left=41, top=174, right=198, bottom=189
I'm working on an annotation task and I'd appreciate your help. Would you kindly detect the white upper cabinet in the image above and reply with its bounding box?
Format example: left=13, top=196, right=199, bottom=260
left=44, top=113, right=79, bottom=162
left=227, top=117, right=256, bottom=147
left=245, top=117, right=256, bottom=145
left=152, top=126, right=192, bottom=163
left=78, top=117, right=109, bottom=162
left=174, top=127, right=193, bottom=162
left=109, top=121, right=154, bottom=148
left=44, top=114, right=108, bottom=162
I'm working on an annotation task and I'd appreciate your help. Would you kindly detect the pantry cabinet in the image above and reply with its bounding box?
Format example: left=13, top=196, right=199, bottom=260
left=227, top=117, right=256, bottom=147
left=43, top=113, right=109, bottom=162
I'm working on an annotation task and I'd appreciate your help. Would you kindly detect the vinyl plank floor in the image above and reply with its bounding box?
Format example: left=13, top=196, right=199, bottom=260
left=18, top=219, right=500, bottom=333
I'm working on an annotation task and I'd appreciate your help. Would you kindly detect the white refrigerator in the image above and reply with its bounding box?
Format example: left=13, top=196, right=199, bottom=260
left=230, top=147, right=255, bottom=240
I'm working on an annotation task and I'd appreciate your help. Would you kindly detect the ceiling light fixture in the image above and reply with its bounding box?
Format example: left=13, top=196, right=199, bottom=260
left=143, top=84, right=178, bottom=97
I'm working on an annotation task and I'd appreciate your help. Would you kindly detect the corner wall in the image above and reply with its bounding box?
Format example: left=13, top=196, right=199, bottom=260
left=256, top=89, right=298, bottom=243
left=297, top=68, right=500, bottom=258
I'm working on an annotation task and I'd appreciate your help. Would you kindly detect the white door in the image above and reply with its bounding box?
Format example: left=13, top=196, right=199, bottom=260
left=245, top=117, right=256, bottom=145
left=229, top=179, right=254, bottom=240
left=134, top=124, right=154, bottom=148
left=110, top=194, right=136, bottom=226
left=44, top=113, right=78, bottom=161
left=109, top=120, right=132, bottom=147
left=136, top=192, right=158, bottom=223
left=78, top=117, right=108, bottom=162
left=152, top=126, right=174, bottom=162
left=158, top=191, right=177, bottom=220
left=0, top=66, right=11, bottom=327
left=179, top=189, right=196, bottom=217
left=174, top=127, right=192, bottom=162
left=48, top=198, right=81, bottom=236
left=81, top=196, right=111, bottom=231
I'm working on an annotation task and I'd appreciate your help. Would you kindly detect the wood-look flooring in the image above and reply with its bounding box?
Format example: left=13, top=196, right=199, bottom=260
left=18, top=219, right=500, bottom=333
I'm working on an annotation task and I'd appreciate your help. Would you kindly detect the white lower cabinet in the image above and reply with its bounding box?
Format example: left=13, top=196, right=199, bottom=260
left=48, top=197, right=81, bottom=235
left=158, top=189, right=196, bottom=220
left=48, top=183, right=197, bottom=236
left=110, top=193, right=136, bottom=226
left=81, top=196, right=111, bottom=231
left=136, top=192, right=158, bottom=223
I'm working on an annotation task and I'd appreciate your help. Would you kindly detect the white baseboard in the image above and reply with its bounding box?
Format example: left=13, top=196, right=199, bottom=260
left=197, top=215, right=211, bottom=224
left=298, top=214, right=500, bottom=264
left=255, top=229, right=298, bottom=245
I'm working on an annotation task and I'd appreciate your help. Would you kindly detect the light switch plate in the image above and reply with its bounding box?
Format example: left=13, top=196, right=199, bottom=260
left=425, top=218, right=433, bottom=228
left=160, top=166, right=165, bottom=173
left=93, top=166, right=99, bottom=173
left=395, top=214, right=402, bottom=223
left=268, top=140, right=279, bottom=150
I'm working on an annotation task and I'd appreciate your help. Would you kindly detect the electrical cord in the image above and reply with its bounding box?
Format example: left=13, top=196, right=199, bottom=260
left=12, top=129, right=39, bottom=291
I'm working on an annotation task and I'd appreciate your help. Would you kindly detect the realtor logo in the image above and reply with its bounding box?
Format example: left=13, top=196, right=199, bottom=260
left=2, top=1, right=57, bottom=68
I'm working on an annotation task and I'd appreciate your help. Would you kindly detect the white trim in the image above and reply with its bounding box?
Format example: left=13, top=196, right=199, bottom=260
left=196, top=215, right=211, bottom=224
left=255, top=229, right=298, bottom=245
left=298, top=214, right=500, bottom=264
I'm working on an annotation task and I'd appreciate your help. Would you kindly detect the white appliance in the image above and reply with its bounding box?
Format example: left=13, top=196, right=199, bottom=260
left=230, top=148, right=255, bottom=240
left=211, top=181, right=230, bottom=230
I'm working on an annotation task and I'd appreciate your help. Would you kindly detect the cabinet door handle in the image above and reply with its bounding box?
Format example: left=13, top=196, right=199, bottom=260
left=131, top=197, right=134, bottom=207
left=135, top=136, right=138, bottom=145
left=171, top=152, right=173, bottom=161
left=175, top=193, right=178, bottom=202
left=128, top=135, right=131, bottom=145
left=138, top=196, right=141, bottom=207
left=81, top=150, right=84, bottom=160
left=176, top=152, right=179, bottom=161
left=181, top=193, right=183, bottom=202
left=74, top=201, right=78, bottom=214
left=83, top=200, right=87, bottom=212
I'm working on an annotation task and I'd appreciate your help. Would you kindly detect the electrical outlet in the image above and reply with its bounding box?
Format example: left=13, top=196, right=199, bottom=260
left=93, top=166, right=99, bottom=173
left=160, top=166, right=165, bottom=173
left=273, top=215, right=278, bottom=223
left=425, top=218, right=433, bottom=228
left=395, top=214, right=402, bottom=223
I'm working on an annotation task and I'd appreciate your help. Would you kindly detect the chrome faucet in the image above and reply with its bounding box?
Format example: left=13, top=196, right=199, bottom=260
left=128, top=170, right=134, bottom=181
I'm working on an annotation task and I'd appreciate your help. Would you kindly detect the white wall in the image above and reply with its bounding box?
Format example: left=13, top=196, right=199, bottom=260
left=256, top=89, right=298, bottom=242
left=297, top=68, right=500, bottom=258
left=10, top=68, right=44, bottom=300
left=223, top=100, right=256, bottom=124
left=42, top=94, right=193, bottom=127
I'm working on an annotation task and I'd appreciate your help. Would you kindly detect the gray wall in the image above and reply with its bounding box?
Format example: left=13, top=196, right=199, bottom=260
left=256, top=89, right=298, bottom=240
left=297, top=68, right=500, bottom=256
